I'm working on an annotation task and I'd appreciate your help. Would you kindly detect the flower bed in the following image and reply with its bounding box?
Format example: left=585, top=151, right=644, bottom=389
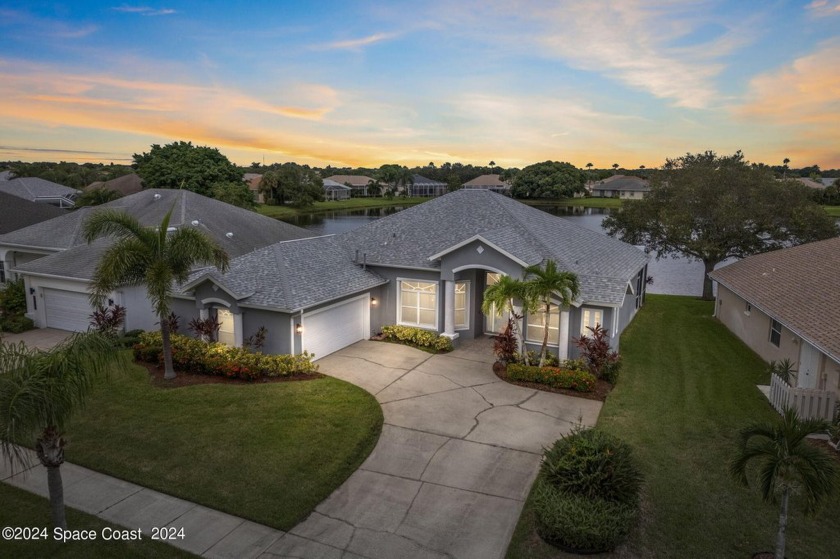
left=378, top=325, right=453, bottom=352
left=506, top=363, right=596, bottom=392
left=133, top=331, right=318, bottom=380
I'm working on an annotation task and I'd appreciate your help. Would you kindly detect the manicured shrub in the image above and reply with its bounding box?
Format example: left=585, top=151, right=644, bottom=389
left=380, top=325, right=453, bottom=352
left=574, top=324, right=622, bottom=383
left=541, top=428, right=643, bottom=505
left=133, top=331, right=318, bottom=379
left=506, top=363, right=596, bottom=392
left=0, top=314, right=35, bottom=333
left=493, top=319, right=517, bottom=363
left=0, top=278, right=27, bottom=317
left=89, top=305, right=126, bottom=336
left=533, top=478, right=637, bottom=553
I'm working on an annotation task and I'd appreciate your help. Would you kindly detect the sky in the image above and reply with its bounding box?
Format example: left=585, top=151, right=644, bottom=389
left=0, top=0, right=838, bottom=169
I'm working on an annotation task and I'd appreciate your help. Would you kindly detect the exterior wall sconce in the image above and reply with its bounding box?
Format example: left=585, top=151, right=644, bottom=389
left=29, top=288, right=35, bottom=295
left=295, top=324, right=303, bottom=334
left=371, top=297, right=377, bottom=306
left=108, top=298, right=115, bottom=307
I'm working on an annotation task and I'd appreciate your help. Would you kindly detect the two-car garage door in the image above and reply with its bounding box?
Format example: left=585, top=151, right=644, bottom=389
left=302, top=296, right=369, bottom=360
left=43, top=288, right=93, bottom=332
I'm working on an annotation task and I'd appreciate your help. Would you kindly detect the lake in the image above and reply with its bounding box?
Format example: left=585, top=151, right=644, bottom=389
left=280, top=205, right=724, bottom=297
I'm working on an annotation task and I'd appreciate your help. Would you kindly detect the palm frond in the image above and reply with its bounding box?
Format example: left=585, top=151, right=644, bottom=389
left=83, top=209, right=153, bottom=244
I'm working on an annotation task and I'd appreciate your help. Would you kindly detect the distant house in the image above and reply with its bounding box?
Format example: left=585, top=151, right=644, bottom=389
left=590, top=175, right=650, bottom=199
left=0, top=177, right=80, bottom=208
left=462, top=174, right=511, bottom=193
left=793, top=177, right=826, bottom=190
left=708, top=238, right=840, bottom=419
left=323, top=179, right=352, bottom=200
left=325, top=175, right=375, bottom=197
left=85, top=173, right=144, bottom=197
left=243, top=173, right=264, bottom=203
left=409, top=174, right=447, bottom=197
left=820, top=178, right=838, bottom=188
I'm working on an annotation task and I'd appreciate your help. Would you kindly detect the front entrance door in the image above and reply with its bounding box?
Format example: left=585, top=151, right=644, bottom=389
left=217, top=308, right=235, bottom=346
left=483, top=272, right=510, bottom=334
left=798, top=342, right=821, bottom=389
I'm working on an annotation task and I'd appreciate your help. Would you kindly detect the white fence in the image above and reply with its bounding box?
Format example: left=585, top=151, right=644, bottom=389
left=769, top=374, right=836, bottom=420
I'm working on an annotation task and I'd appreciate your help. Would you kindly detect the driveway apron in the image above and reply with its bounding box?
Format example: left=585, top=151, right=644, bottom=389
left=271, top=339, right=603, bottom=559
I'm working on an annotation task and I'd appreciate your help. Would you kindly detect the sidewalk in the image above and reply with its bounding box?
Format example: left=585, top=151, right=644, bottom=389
left=1, top=447, right=283, bottom=558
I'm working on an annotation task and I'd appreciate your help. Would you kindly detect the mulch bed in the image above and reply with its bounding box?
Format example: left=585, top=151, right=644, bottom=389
left=493, top=361, right=612, bottom=402
left=137, top=360, right=323, bottom=388
left=808, top=438, right=840, bottom=463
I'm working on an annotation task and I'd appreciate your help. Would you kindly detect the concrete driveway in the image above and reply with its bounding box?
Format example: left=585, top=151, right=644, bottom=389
left=266, top=338, right=602, bottom=559
left=0, top=327, right=71, bottom=349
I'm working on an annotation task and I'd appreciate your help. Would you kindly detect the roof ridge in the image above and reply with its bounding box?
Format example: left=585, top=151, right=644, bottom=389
left=489, top=194, right=564, bottom=268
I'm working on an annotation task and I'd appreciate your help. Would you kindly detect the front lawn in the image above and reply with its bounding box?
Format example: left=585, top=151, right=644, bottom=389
left=507, top=295, right=840, bottom=558
left=0, top=483, right=195, bottom=558
left=62, top=360, right=382, bottom=531
left=523, top=197, right=622, bottom=209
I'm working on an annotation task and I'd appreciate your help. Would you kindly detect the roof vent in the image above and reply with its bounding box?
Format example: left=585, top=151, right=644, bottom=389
left=226, top=232, right=234, bottom=238
left=166, top=227, right=177, bottom=233
left=153, top=193, right=161, bottom=200
left=191, top=220, right=200, bottom=226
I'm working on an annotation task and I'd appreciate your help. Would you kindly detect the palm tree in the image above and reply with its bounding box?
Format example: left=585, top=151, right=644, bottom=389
left=523, top=260, right=580, bottom=367
left=84, top=206, right=229, bottom=380
left=730, top=408, right=838, bottom=559
left=0, top=333, right=124, bottom=529
left=612, top=163, right=619, bottom=174
left=586, top=162, right=593, bottom=171
left=481, top=275, right=532, bottom=363
left=783, top=157, right=790, bottom=179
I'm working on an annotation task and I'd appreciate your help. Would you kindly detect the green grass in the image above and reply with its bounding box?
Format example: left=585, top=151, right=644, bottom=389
left=522, top=197, right=622, bottom=209
left=256, top=196, right=428, bottom=218
left=507, top=295, right=840, bottom=559
left=0, top=483, right=195, bottom=558
left=61, top=361, right=382, bottom=531
left=823, top=205, right=840, bottom=217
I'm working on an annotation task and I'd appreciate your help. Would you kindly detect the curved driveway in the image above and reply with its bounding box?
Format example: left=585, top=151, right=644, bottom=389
left=264, top=338, right=602, bottom=559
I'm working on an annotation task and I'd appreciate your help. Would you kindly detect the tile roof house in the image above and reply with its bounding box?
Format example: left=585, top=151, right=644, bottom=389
left=325, top=175, right=375, bottom=197
left=323, top=179, right=352, bottom=200
left=243, top=173, right=264, bottom=203
left=709, top=237, right=840, bottom=418
left=793, top=177, right=826, bottom=189
left=0, top=189, right=310, bottom=333
left=0, top=177, right=80, bottom=208
left=85, top=173, right=144, bottom=197
left=462, top=174, right=511, bottom=193
left=171, top=190, right=649, bottom=360
left=590, top=175, right=650, bottom=199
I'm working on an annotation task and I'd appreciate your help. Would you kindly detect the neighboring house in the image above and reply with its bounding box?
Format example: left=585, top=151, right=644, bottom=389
left=0, top=177, right=80, bottom=208
left=708, top=238, right=840, bottom=417
left=590, top=175, right=650, bottom=199
left=243, top=173, right=264, bottom=203
left=409, top=174, right=447, bottom=197
left=325, top=175, right=375, bottom=197
left=792, top=177, right=826, bottom=190
left=0, top=189, right=310, bottom=333
left=85, top=173, right=144, bottom=197
left=0, top=192, right=66, bottom=282
left=171, top=190, right=649, bottom=360
left=462, top=174, right=512, bottom=193
left=820, top=178, right=838, bottom=188
left=323, top=179, right=352, bottom=200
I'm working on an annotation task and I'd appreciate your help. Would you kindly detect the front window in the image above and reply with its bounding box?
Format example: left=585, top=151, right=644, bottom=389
left=484, top=273, right=509, bottom=334
left=769, top=319, right=782, bottom=347
left=581, top=308, right=604, bottom=336
left=455, top=281, right=469, bottom=330
left=400, top=280, right=438, bottom=328
left=526, top=307, right=560, bottom=345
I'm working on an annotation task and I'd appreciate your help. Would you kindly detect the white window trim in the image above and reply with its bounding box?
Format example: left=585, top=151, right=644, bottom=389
left=525, top=306, right=560, bottom=347
left=397, top=278, right=439, bottom=330
left=580, top=307, right=604, bottom=336
left=455, top=280, right=470, bottom=331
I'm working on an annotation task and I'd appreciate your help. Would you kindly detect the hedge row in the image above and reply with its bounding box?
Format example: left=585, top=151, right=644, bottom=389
left=506, top=363, right=596, bottom=392
left=380, top=325, right=453, bottom=352
left=133, top=331, right=318, bottom=380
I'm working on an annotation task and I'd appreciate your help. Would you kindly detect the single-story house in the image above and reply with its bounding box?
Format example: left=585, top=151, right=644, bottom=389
left=0, top=192, right=66, bottom=282
left=409, top=175, right=447, bottom=197
left=171, top=189, right=649, bottom=360
left=590, top=175, right=650, bottom=199
left=462, top=174, right=511, bottom=193
left=243, top=173, right=264, bottom=203
left=85, top=173, right=144, bottom=197
left=323, top=179, right=352, bottom=200
left=709, top=238, right=840, bottom=417
left=793, top=177, right=826, bottom=190
left=325, top=175, right=375, bottom=197
left=0, top=177, right=80, bottom=208
left=0, top=189, right=310, bottom=332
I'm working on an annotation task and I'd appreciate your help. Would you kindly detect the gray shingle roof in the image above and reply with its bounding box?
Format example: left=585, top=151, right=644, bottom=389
left=181, top=236, right=387, bottom=312
left=323, top=179, right=352, bottom=190
left=411, top=174, right=445, bottom=187
left=338, top=189, right=647, bottom=305
left=0, top=177, right=80, bottom=200
left=708, top=237, right=840, bottom=364
left=0, top=192, right=67, bottom=235
left=7, top=189, right=311, bottom=279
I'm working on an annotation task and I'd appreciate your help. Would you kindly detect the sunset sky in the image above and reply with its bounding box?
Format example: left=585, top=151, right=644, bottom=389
left=1, top=1, right=839, bottom=169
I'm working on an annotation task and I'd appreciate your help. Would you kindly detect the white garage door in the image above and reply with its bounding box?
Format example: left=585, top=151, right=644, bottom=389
left=44, top=288, right=92, bottom=332
left=303, top=296, right=369, bottom=360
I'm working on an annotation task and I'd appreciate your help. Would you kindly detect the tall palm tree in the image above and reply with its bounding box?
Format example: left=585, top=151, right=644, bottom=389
left=481, top=275, right=533, bottom=363
left=782, top=157, right=790, bottom=179
left=0, top=333, right=124, bottom=529
left=612, top=163, right=619, bottom=174
left=586, top=162, right=593, bottom=171
left=84, top=206, right=229, bottom=380
left=523, top=260, right=580, bottom=367
left=730, top=408, right=838, bottom=559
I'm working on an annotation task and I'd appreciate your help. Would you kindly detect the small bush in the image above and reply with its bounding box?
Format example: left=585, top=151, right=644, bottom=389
left=541, top=428, right=643, bottom=505
left=513, top=349, right=559, bottom=367
left=133, top=331, right=318, bottom=380
left=89, top=305, right=126, bottom=336
left=0, top=278, right=27, bottom=317
left=0, top=315, right=35, bottom=333
left=574, top=324, right=621, bottom=383
left=380, top=325, right=453, bottom=352
left=493, top=319, right=517, bottom=363
left=507, top=363, right=595, bottom=392
left=533, top=478, right=637, bottom=553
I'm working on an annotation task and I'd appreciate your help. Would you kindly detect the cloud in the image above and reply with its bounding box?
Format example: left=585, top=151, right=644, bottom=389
left=313, top=32, right=398, bottom=51
left=807, top=0, right=840, bottom=17
left=0, top=9, right=98, bottom=39
left=112, top=6, right=177, bottom=16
